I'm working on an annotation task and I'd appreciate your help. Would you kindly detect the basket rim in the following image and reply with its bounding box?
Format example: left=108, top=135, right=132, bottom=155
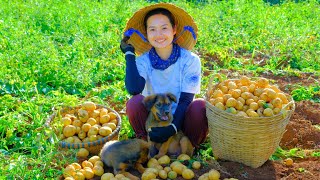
left=45, top=104, right=122, bottom=149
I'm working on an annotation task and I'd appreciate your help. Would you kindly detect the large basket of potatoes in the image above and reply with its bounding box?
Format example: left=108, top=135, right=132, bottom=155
left=205, top=75, right=295, bottom=168
left=45, top=102, right=121, bottom=155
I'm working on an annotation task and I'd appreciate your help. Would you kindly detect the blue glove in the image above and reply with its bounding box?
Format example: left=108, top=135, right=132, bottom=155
left=149, top=124, right=177, bottom=143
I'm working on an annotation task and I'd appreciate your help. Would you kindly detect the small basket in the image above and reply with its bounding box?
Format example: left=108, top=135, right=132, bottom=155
left=45, top=104, right=122, bottom=155
left=205, top=78, right=295, bottom=168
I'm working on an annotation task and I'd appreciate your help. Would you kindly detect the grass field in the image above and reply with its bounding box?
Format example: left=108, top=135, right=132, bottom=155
left=0, top=0, right=319, bottom=179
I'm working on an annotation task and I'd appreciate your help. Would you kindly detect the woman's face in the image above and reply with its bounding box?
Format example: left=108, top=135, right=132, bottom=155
left=146, top=14, right=176, bottom=50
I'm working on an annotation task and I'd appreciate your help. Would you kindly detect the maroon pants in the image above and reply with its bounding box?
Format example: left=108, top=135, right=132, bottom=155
left=126, top=94, right=208, bottom=148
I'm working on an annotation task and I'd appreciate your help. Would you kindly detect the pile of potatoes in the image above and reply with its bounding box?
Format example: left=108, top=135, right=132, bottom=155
left=64, top=150, right=239, bottom=180
left=141, top=154, right=233, bottom=180
left=207, top=76, right=292, bottom=117
left=63, top=154, right=120, bottom=180
left=59, top=102, right=118, bottom=144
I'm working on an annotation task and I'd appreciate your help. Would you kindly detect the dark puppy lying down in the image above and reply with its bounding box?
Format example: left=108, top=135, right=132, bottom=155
left=100, top=138, right=149, bottom=180
left=143, top=93, right=194, bottom=159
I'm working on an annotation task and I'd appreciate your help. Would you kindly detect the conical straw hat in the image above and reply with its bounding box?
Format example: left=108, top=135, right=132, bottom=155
left=124, top=3, right=198, bottom=55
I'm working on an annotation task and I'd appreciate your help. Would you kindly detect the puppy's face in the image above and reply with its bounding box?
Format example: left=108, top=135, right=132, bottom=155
left=143, top=93, right=177, bottom=122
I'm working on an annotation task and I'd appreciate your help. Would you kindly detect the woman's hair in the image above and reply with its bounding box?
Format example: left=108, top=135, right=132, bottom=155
left=144, top=8, right=175, bottom=31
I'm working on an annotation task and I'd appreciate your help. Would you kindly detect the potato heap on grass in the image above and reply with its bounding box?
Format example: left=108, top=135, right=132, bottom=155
left=208, top=76, right=292, bottom=117
left=63, top=155, right=105, bottom=179
left=60, top=102, right=118, bottom=144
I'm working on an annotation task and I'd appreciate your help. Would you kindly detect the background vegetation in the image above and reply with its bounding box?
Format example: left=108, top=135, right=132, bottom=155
left=0, top=0, right=319, bottom=179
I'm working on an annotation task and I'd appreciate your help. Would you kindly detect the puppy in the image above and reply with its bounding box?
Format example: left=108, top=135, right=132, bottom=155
left=143, top=93, right=194, bottom=159
left=100, top=138, right=149, bottom=180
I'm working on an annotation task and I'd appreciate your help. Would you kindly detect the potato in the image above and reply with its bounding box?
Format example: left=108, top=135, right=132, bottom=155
left=158, top=155, right=170, bottom=165
left=87, top=126, right=99, bottom=136
left=256, top=77, right=269, bottom=88
left=263, top=108, right=274, bottom=117
left=147, top=158, right=159, bottom=168
left=62, top=117, right=72, bottom=126
left=83, top=167, right=94, bottom=179
left=167, top=171, right=177, bottom=179
left=208, top=169, right=220, bottom=180
left=212, top=89, right=223, bottom=98
left=182, top=168, right=194, bottom=179
left=63, top=165, right=76, bottom=178
left=93, top=165, right=104, bottom=176
left=100, top=114, right=110, bottom=124
left=226, top=98, right=237, bottom=107
left=158, top=169, right=168, bottom=179
left=82, top=160, right=93, bottom=169
left=108, top=112, right=117, bottom=120
left=77, top=148, right=89, bottom=158
left=141, top=171, right=157, bottom=180
left=101, top=173, right=115, bottom=180
left=177, top=154, right=191, bottom=161
left=87, top=118, right=97, bottom=126
left=192, top=161, right=201, bottom=170
left=225, top=107, right=237, bottom=114
left=227, top=81, right=237, bottom=90
left=215, top=102, right=225, bottom=110
left=88, top=155, right=101, bottom=165
left=82, top=101, right=96, bottom=111
left=73, top=171, right=85, bottom=180
left=99, top=126, right=112, bottom=136
left=63, top=125, right=76, bottom=138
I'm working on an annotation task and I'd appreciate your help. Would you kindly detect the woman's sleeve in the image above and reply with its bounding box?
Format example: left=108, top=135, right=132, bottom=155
left=125, top=54, right=145, bottom=95
left=172, top=92, right=194, bottom=131
left=182, top=54, right=201, bottom=94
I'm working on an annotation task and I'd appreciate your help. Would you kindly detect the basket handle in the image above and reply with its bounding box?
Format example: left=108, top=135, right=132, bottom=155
left=206, top=74, right=223, bottom=99
left=280, top=101, right=295, bottom=117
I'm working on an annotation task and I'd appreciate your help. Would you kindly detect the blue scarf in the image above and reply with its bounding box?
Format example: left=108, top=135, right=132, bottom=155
left=149, top=43, right=181, bottom=70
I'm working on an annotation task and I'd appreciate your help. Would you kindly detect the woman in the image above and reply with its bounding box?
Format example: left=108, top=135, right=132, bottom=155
left=120, top=3, right=208, bottom=149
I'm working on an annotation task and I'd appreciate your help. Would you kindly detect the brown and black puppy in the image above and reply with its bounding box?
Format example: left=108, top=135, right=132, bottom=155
left=100, top=138, right=149, bottom=180
left=143, top=93, right=194, bottom=159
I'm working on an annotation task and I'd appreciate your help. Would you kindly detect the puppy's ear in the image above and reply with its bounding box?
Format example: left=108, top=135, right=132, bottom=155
left=142, top=95, right=158, bottom=111
left=166, top=93, right=177, bottom=103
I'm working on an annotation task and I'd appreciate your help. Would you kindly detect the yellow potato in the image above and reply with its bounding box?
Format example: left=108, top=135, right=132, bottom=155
left=77, top=148, right=89, bottom=158
left=208, top=169, right=220, bottom=180
left=87, top=126, right=99, bottom=136
left=62, top=117, right=72, bottom=126
left=99, top=126, right=113, bottom=136
left=93, top=165, right=104, bottom=176
left=100, top=114, right=110, bottom=124
left=82, top=101, right=96, bottom=111
left=63, top=165, right=76, bottom=178
left=87, top=118, right=97, bottom=126
left=88, top=155, right=101, bottom=165
left=215, top=102, right=225, bottom=110
left=108, top=112, right=117, bottom=120
left=78, top=130, right=86, bottom=140
left=158, top=155, right=171, bottom=165
left=82, top=160, right=93, bottom=169
left=158, top=169, right=167, bottom=179
left=177, top=154, right=191, bottom=161
left=212, top=89, right=224, bottom=98
left=101, top=173, right=115, bottom=180
left=83, top=167, right=94, bottom=179
left=141, top=171, right=157, bottom=180
left=63, top=125, right=76, bottom=138
left=192, top=161, right=201, bottom=170
left=182, top=168, right=195, bottom=179
left=226, top=98, right=237, bottom=107
left=263, top=108, right=274, bottom=117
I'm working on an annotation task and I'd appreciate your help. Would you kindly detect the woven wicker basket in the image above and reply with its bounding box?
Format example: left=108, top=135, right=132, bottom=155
left=205, top=79, right=295, bottom=168
left=45, top=104, right=121, bottom=155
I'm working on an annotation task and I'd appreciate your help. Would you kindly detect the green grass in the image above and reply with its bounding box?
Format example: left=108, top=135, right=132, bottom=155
left=0, top=0, right=319, bottom=178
